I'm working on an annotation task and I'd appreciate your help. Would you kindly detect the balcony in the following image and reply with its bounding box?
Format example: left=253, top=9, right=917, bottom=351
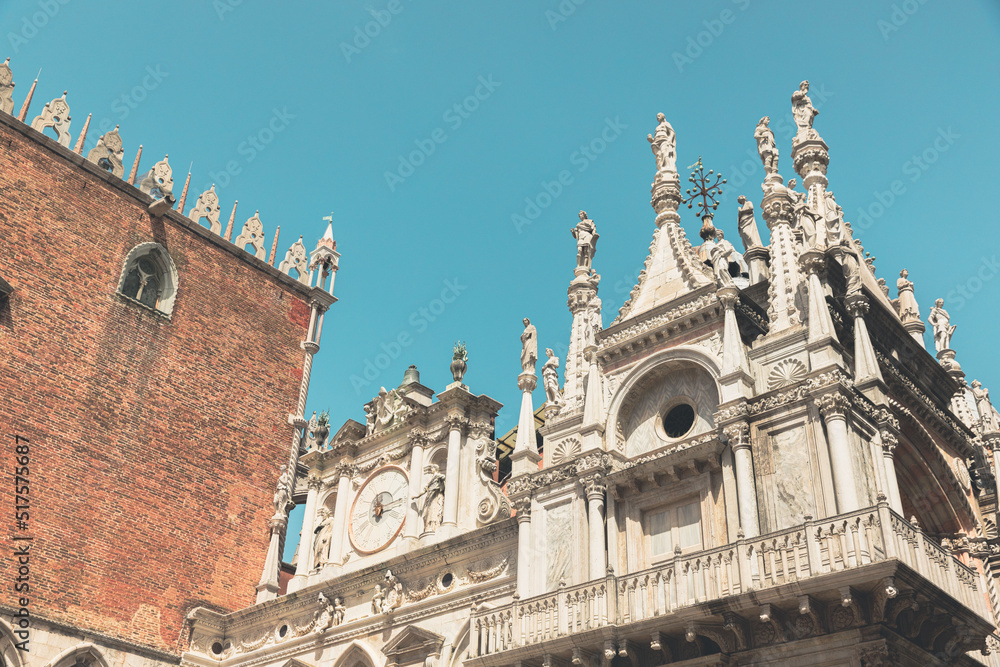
left=469, top=503, right=998, bottom=665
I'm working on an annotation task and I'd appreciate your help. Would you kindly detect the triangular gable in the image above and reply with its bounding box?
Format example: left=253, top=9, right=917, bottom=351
left=382, top=625, right=445, bottom=664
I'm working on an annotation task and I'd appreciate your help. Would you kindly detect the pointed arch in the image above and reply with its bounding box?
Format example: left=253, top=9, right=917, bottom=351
left=331, top=639, right=382, bottom=667
left=0, top=618, right=24, bottom=667
left=116, top=241, right=180, bottom=317
left=43, top=643, right=111, bottom=667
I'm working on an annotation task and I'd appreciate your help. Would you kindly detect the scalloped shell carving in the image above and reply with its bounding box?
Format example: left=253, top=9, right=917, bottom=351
left=550, top=438, right=581, bottom=465
left=768, top=359, right=807, bottom=390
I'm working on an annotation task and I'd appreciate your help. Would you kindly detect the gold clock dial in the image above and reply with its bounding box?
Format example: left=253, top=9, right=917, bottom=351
left=349, top=466, right=408, bottom=555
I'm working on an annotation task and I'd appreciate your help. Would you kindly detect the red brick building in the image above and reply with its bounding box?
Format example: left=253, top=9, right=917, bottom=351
left=0, top=79, right=336, bottom=663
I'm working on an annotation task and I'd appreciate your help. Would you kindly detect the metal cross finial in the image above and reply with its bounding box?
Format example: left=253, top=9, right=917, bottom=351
left=682, top=156, right=726, bottom=220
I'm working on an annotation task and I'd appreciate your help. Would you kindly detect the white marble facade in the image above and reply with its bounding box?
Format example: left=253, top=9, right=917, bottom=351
left=176, top=89, right=1000, bottom=667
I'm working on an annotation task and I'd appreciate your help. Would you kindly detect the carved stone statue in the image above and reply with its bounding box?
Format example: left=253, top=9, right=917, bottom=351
left=0, top=58, right=13, bottom=115
left=972, top=380, right=999, bottom=433
left=382, top=570, right=404, bottom=612
left=929, top=299, right=956, bottom=352
left=520, top=318, right=538, bottom=374
left=791, top=80, right=820, bottom=142
left=572, top=211, right=599, bottom=273
left=647, top=112, right=677, bottom=173
left=788, top=179, right=820, bottom=248
left=312, top=508, right=334, bottom=568
left=754, top=116, right=778, bottom=174
left=541, top=349, right=562, bottom=406
left=830, top=239, right=863, bottom=297
left=896, top=269, right=921, bottom=323
left=709, top=230, right=736, bottom=288
left=272, top=464, right=293, bottom=515
left=332, top=596, right=346, bottom=626
left=363, top=403, right=376, bottom=435
left=370, top=584, right=384, bottom=615
left=736, top=196, right=763, bottom=250
left=314, top=592, right=336, bottom=633
left=373, top=386, right=407, bottom=431
left=413, top=464, right=445, bottom=532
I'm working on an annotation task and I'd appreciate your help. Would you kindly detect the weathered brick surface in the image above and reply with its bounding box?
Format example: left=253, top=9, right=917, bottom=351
left=0, top=118, right=314, bottom=653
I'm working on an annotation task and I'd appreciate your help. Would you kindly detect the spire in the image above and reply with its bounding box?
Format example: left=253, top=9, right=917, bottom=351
left=224, top=200, right=238, bottom=241
left=512, top=319, right=541, bottom=476
left=176, top=167, right=192, bottom=213
left=127, top=144, right=143, bottom=184
left=580, top=345, right=605, bottom=451
left=268, top=226, right=280, bottom=265
left=309, top=216, right=340, bottom=294
left=611, top=114, right=712, bottom=326
left=16, top=70, right=38, bottom=122
left=73, top=113, right=91, bottom=154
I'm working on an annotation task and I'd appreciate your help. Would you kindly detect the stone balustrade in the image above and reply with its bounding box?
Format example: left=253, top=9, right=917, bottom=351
left=471, top=503, right=992, bottom=659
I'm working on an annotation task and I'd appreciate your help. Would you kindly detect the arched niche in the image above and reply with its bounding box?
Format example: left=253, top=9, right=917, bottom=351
left=605, top=346, right=722, bottom=458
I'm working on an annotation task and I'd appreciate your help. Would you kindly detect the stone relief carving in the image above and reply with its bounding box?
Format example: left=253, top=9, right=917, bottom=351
left=476, top=438, right=511, bottom=525
left=233, top=211, right=267, bottom=260
left=314, top=592, right=344, bottom=633
left=30, top=92, right=71, bottom=147
left=550, top=438, right=582, bottom=465
left=86, top=127, right=125, bottom=178
left=188, top=185, right=222, bottom=234
left=466, top=556, right=510, bottom=584
left=278, top=237, right=309, bottom=283
left=370, top=386, right=408, bottom=432
left=768, top=359, right=808, bottom=389
left=603, top=293, right=718, bottom=348
left=382, top=569, right=404, bottom=613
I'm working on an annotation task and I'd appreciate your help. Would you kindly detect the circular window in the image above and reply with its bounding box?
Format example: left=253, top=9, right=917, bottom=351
left=211, top=642, right=224, bottom=656
left=662, top=403, right=696, bottom=439
left=277, top=624, right=288, bottom=638
left=440, top=572, right=454, bottom=589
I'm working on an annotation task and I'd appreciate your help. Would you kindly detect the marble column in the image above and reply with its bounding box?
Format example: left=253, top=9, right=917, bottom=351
left=291, top=474, right=324, bottom=587
left=405, top=430, right=428, bottom=541
left=255, top=516, right=286, bottom=603
left=515, top=499, right=533, bottom=597
left=816, top=393, right=860, bottom=513
left=880, top=430, right=903, bottom=514
left=442, top=415, right=467, bottom=529
left=723, top=422, right=759, bottom=538
left=583, top=478, right=606, bottom=580
left=716, top=287, right=753, bottom=403
left=605, top=487, right=619, bottom=574
left=328, top=464, right=352, bottom=566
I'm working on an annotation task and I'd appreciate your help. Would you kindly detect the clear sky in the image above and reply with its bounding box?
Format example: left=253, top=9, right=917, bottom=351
left=5, top=1, right=1000, bottom=560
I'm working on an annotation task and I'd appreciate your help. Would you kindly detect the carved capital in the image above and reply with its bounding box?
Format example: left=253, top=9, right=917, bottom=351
left=844, top=294, right=870, bottom=319
left=815, top=393, right=850, bottom=420
left=307, top=473, right=325, bottom=490
left=716, top=286, right=739, bottom=310
left=301, top=340, right=320, bottom=355
left=582, top=476, right=606, bottom=502
left=513, top=498, right=532, bottom=521
left=444, top=415, right=469, bottom=433
left=760, top=191, right=795, bottom=230
left=333, top=462, right=356, bottom=479
left=517, top=372, right=537, bottom=393
left=723, top=422, right=751, bottom=451
left=798, top=249, right=826, bottom=277
left=407, top=428, right=428, bottom=448
left=467, top=420, right=492, bottom=440
left=879, top=429, right=898, bottom=457
left=984, top=433, right=1000, bottom=453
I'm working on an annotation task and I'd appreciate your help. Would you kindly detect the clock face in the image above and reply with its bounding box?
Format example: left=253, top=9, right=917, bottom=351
left=349, top=466, right=409, bottom=555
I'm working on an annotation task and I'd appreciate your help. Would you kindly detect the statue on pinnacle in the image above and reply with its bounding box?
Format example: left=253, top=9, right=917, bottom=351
left=647, top=112, right=676, bottom=173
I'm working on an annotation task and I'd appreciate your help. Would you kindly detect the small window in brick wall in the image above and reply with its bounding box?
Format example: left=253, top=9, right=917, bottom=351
left=116, top=243, right=179, bottom=317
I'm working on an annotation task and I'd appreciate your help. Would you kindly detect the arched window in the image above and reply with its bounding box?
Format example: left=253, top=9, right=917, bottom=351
left=116, top=243, right=179, bottom=317
left=44, top=643, right=110, bottom=667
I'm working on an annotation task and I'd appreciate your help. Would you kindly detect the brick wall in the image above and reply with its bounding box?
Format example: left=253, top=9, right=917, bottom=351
left=0, top=117, right=317, bottom=653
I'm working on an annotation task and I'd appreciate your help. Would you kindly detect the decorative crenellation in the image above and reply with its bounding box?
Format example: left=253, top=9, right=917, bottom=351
left=277, top=236, right=309, bottom=284
left=30, top=91, right=71, bottom=147
left=86, top=126, right=125, bottom=178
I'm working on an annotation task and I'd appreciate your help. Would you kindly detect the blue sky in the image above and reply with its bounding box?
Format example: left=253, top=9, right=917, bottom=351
left=6, top=1, right=1000, bottom=560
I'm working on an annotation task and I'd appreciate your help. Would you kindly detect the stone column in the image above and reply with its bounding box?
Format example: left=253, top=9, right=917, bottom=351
left=583, top=478, right=606, bottom=580
left=879, top=430, right=903, bottom=514
left=716, top=287, right=753, bottom=403
left=328, top=464, right=352, bottom=566
left=442, top=415, right=467, bottom=529
left=723, top=422, right=759, bottom=538
left=291, top=474, right=324, bottom=587
left=799, top=249, right=841, bottom=371
left=816, top=393, right=860, bottom=513
left=605, top=487, right=619, bottom=574
left=760, top=183, right=801, bottom=332
left=405, top=429, right=428, bottom=542
left=845, top=295, right=885, bottom=401
left=743, top=246, right=770, bottom=285
left=255, top=516, right=286, bottom=603
left=515, top=499, right=533, bottom=597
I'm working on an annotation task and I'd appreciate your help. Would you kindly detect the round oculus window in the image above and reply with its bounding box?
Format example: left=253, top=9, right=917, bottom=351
left=662, top=403, right=696, bottom=439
